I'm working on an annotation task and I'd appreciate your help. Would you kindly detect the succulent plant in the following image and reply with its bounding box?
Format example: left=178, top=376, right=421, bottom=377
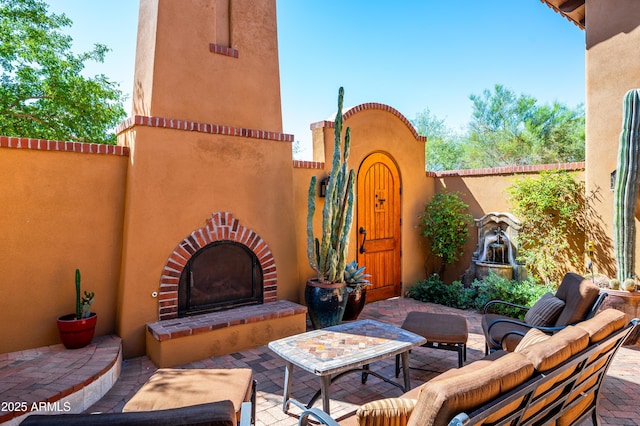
left=609, top=278, right=621, bottom=290
left=344, top=261, right=371, bottom=293
left=306, top=87, right=356, bottom=283
left=613, top=89, right=640, bottom=282
left=622, top=278, right=636, bottom=292
left=75, top=268, right=95, bottom=319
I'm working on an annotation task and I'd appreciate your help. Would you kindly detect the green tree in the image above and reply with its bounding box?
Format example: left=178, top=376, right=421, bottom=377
left=464, top=84, right=584, bottom=168
left=413, top=108, right=465, bottom=171
left=419, top=192, right=472, bottom=277
left=0, top=0, right=126, bottom=144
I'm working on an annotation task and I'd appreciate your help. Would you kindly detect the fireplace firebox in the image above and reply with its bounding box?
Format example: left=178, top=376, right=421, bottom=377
left=178, top=241, right=263, bottom=317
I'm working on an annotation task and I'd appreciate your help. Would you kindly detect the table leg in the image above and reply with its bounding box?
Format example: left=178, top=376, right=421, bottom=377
left=283, top=362, right=294, bottom=413
left=320, top=375, right=331, bottom=415
left=401, top=351, right=411, bottom=390
left=361, top=364, right=370, bottom=384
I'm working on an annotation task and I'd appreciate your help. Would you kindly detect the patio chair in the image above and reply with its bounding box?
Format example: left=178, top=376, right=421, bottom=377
left=482, top=272, right=606, bottom=353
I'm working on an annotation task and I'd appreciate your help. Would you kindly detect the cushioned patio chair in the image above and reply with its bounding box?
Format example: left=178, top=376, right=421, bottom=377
left=482, top=272, right=606, bottom=353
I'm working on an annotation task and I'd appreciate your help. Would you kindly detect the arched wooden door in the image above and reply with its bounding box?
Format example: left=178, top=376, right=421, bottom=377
left=357, top=152, right=401, bottom=302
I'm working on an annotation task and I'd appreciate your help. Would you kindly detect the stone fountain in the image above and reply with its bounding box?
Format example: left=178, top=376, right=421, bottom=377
left=462, top=212, right=525, bottom=284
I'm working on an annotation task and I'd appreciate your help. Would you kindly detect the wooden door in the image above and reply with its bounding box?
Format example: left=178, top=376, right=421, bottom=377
left=357, top=152, right=401, bottom=302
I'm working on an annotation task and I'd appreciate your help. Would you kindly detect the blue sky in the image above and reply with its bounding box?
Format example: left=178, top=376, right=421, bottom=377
left=44, top=1, right=585, bottom=158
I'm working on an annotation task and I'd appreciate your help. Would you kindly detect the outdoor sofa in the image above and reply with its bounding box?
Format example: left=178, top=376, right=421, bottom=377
left=298, top=308, right=638, bottom=426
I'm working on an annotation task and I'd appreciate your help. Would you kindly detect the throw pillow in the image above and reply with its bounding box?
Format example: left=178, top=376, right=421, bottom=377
left=524, top=292, right=565, bottom=326
left=514, top=328, right=550, bottom=352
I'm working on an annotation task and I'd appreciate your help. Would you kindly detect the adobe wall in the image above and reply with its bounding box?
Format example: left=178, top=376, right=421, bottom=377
left=585, top=0, right=640, bottom=279
left=0, top=138, right=128, bottom=352
left=433, top=164, right=586, bottom=284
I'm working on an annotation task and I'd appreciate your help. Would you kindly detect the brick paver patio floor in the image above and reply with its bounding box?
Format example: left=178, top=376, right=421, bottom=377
left=88, top=298, right=640, bottom=426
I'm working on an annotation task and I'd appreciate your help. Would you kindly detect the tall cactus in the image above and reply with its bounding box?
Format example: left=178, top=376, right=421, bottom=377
left=613, top=89, right=640, bottom=281
left=307, top=87, right=356, bottom=283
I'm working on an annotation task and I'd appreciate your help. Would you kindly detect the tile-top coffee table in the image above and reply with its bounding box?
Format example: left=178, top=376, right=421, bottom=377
left=268, top=319, right=427, bottom=415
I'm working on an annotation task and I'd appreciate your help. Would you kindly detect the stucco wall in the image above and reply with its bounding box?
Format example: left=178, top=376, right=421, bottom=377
left=434, top=166, right=586, bottom=284
left=0, top=142, right=128, bottom=353
left=585, top=0, right=640, bottom=279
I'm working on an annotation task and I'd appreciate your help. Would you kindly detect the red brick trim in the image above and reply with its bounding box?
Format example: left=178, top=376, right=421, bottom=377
left=293, top=160, right=325, bottom=169
left=310, top=103, right=427, bottom=142
left=431, top=162, right=585, bottom=177
left=0, top=136, right=129, bottom=156
left=116, top=115, right=294, bottom=142
left=209, top=43, right=239, bottom=58
left=158, top=212, right=278, bottom=321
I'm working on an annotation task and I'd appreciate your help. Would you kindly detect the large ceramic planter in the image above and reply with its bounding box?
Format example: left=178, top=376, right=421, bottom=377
left=57, top=312, right=97, bottom=349
left=305, top=279, right=348, bottom=329
left=343, top=288, right=367, bottom=321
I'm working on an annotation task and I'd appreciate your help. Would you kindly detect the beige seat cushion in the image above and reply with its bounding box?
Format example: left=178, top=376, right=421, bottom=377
left=406, top=352, right=534, bottom=426
left=514, top=328, right=551, bottom=352
left=350, top=398, right=417, bottom=426
left=123, top=368, right=253, bottom=418
left=516, top=326, right=589, bottom=372
left=575, top=308, right=626, bottom=343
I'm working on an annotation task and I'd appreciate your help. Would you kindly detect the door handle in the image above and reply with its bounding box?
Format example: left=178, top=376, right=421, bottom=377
left=359, top=227, right=367, bottom=254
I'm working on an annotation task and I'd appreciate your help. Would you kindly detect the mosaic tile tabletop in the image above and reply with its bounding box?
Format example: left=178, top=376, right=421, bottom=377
left=268, top=319, right=427, bottom=375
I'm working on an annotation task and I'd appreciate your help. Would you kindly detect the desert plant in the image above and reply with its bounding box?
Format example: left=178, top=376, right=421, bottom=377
left=306, top=87, right=356, bottom=283
left=344, top=261, right=371, bottom=293
left=622, top=278, right=637, bottom=292
left=610, top=278, right=621, bottom=290
left=74, top=268, right=94, bottom=319
left=419, top=192, right=472, bottom=277
left=613, top=89, right=640, bottom=282
left=507, top=170, right=585, bottom=285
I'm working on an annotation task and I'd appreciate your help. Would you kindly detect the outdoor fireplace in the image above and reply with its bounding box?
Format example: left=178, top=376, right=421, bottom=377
left=178, top=241, right=263, bottom=316
left=158, top=212, right=277, bottom=321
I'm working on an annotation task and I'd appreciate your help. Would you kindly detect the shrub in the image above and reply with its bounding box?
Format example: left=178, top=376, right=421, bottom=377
left=472, top=272, right=554, bottom=319
left=409, top=272, right=553, bottom=319
left=419, top=192, right=472, bottom=277
left=408, top=274, right=475, bottom=310
left=506, top=170, right=585, bottom=285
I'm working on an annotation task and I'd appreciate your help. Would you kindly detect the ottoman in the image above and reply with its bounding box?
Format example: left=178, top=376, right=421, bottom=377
left=123, top=368, right=256, bottom=424
left=395, top=311, right=468, bottom=375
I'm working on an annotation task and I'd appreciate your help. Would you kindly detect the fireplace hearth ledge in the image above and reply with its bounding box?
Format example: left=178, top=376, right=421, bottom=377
left=145, top=300, right=307, bottom=367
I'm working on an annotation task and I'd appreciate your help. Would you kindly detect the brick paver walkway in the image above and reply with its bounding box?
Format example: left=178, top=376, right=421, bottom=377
left=86, top=298, right=640, bottom=426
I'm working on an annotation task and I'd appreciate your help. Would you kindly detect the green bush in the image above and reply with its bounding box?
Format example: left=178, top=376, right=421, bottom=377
left=472, top=273, right=554, bottom=318
left=409, top=272, right=554, bottom=319
left=419, top=192, right=472, bottom=277
left=506, top=170, right=585, bottom=285
left=408, top=274, right=475, bottom=310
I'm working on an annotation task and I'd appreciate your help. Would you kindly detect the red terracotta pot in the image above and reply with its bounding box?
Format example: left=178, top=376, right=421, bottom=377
left=57, top=312, right=97, bottom=349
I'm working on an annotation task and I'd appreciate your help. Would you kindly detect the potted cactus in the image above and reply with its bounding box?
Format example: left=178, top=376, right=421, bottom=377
left=305, top=86, right=356, bottom=329
left=56, top=268, right=97, bottom=349
left=342, top=261, right=371, bottom=321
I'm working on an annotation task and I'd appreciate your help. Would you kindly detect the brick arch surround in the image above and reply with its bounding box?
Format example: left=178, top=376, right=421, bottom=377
left=158, top=212, right=277, bottom=320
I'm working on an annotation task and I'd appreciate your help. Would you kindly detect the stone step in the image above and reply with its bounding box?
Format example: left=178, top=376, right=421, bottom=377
left=0, top=335, right=122, bottom=425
